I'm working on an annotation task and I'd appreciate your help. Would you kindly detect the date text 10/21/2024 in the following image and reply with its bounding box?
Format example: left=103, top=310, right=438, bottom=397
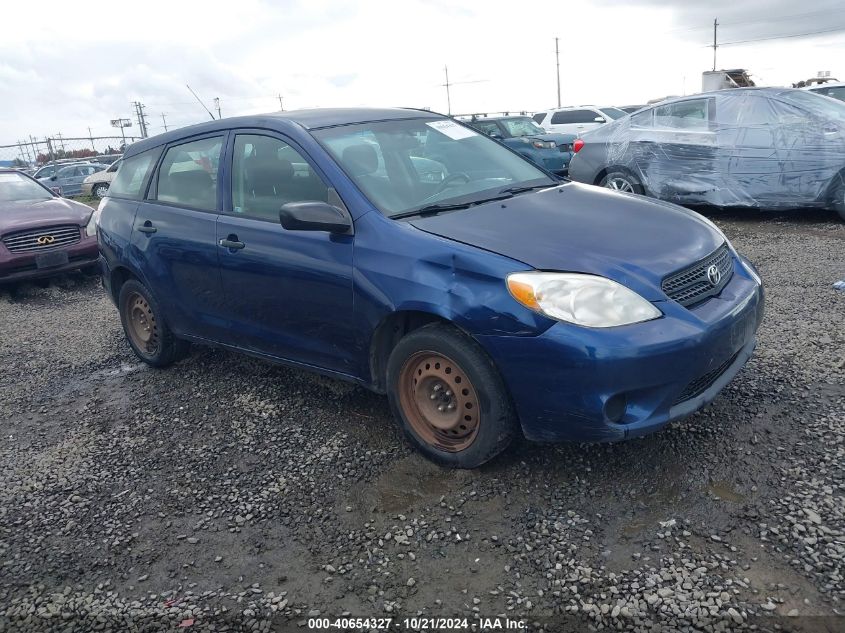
left=307, top=617, right=527, bottom=630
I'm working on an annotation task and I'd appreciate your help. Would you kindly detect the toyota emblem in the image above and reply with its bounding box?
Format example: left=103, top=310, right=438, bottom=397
left=706, top=264, right=721, bottom=287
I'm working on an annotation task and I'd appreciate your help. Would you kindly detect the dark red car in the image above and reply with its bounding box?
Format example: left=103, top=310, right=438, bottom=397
left=0, top=169, right=99, bottom=283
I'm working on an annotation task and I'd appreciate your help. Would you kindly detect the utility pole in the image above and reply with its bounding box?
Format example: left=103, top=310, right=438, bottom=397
left=278, top=94, right=284, bottom=111
left=712, top=18, right=718, bottom=71
left=214, top=97, right=222, bottom=119
left=161, top=113, right=168, bottom=131
left=88, top=127, right=96, bottom=150
left=555, top=37, right=561, bottom=108
left=55, top=133, right=65, bottom=152
left=46, top=137, right=55, bottom=162
left=444, top=65, right=451, bottom=115
left=132, top=101, right=149, bottom=138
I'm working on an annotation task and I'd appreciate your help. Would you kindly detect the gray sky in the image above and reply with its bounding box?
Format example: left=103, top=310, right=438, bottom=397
left=1, top=0, right=843, bottom=143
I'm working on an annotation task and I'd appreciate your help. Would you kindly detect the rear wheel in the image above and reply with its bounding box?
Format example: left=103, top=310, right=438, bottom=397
left=599, top=169, right=644, bottom=195
left=386, top=324, right=517, bottom=468
left=118, top=279, right=186, bottom=367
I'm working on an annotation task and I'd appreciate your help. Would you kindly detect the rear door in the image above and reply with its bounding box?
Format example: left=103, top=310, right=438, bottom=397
left=215, top=131, right=355, bottom=373
left=130, top=134, right=227, bottom=340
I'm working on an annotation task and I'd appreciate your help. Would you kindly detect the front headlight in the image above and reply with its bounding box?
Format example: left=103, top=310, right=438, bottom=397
left=531, top=140, right=556, bottom=149
left=507, top=272, right=662, bottom=328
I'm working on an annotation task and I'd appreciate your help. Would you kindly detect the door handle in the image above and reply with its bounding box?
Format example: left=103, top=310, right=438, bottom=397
left=219, top=236, right=245, bottom=250
left=137, top=221, right=157, bottom=234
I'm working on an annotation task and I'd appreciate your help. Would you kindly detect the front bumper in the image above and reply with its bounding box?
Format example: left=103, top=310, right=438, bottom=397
left=0, top=234, right=99, bottom=283
left=476, top=261, right=764, bottom=442
left=80, top=182, right=95, bottom=196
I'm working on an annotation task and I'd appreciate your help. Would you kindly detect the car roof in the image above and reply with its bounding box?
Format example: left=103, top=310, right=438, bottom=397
left=124, top=107, right=444, bottom=158
left=806, top=81, right=845, bottom=89
left=641, top=87, right=819, bottom=109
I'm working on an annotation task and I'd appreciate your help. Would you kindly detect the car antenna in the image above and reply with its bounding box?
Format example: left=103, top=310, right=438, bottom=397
left=186, top=84, right=217, bottom=120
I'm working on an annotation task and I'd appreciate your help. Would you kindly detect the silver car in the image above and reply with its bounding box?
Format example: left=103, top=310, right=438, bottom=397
left=38, top=163, right=107, bottom=197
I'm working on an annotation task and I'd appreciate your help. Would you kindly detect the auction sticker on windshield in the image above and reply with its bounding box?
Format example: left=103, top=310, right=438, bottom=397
left=426, top=120, right=478, bottom=140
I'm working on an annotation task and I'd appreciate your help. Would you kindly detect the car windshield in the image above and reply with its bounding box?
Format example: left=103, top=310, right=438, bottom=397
left=778, top=89, right=845, bottom=123
left=599, top=107, right=629, bottom=120
left=809, top=85, right=845, bottom=103
left=0, top=172, right=53, bottom=202
left=314, top=118, right=554, bottom=217
left=500, top=118, right=546, bottom=137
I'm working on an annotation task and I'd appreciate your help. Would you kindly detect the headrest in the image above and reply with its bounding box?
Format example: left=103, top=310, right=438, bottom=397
left=342, top=143, right=379, bottom=177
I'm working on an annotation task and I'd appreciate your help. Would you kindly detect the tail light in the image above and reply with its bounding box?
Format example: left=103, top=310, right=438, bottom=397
left=573, top=139, right=585, bottom=153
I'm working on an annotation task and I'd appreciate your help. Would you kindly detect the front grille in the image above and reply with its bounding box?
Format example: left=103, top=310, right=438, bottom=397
left=2, top=225, right=81, bottom=253
left=558, top=143, right=571, bottom=152
left=673, top=350, right=740, bottom=406
left=662, top=243, right=733, bottom=308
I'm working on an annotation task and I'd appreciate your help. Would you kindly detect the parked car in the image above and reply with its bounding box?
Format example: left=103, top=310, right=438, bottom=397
left=805, top=81, right=845, bottom=103
left=568, top=87, right=845, bottom=219
left=0, top=169, right=99, bottom=283
left=619, top=105, right=648, bottom=114
left=39, top=163, right=107, bottom=197
left=96, top=108, right=763, bottom=468
left=81, top=159, right=122, bottom=198
left=533, top=106, right=629, bottom=134
left=463, top=115, right=575, bottom=175
left=93, top=154, right=123, bottom=166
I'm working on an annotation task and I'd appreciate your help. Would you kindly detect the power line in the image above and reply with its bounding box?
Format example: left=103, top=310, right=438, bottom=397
left=667, top=7, right=845, bottom=34
left=714, top=25, right=845, bottom=46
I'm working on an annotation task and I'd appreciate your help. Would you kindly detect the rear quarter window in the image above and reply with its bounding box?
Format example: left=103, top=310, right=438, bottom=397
left=108, top=148, right=162, bottom=200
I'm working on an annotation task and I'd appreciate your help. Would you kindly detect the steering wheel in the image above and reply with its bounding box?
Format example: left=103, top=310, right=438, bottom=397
left=432, top=172, right=470, bottom=195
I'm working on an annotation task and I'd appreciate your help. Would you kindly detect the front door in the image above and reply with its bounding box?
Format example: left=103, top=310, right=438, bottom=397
left=131, top=134, right=226, bottom=340
left=216, top=132, right=356, bottom=374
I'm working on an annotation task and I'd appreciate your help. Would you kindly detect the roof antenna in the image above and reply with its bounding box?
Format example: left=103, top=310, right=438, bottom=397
left=186, top=84, right=216, bottom=120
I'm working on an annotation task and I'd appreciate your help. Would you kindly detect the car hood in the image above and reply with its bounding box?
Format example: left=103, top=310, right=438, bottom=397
left=409, top=182, right=725, bottom=300
left=0, top=198, right=93, bottom=236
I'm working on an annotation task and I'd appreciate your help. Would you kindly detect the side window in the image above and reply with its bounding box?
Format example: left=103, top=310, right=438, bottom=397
left=109, top=148, right=161, bottom=200
left=473, top=121, right=502, bottom=136
left=107, top=160, right=121, bottom=173
left=231, top=134, right=329, bottom=221
left=550, top=109, right=596, bottom=125
left=653, top=99, right=711, bottom=130
left=532, top=113, right=546, bottom=124
left=155, top=136, right=222, bottom=211
left=630, top=109, right=653, bottom=128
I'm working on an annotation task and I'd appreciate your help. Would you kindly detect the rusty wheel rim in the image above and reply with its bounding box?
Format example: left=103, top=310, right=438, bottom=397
left=398, top=352, right=480, bottom=452
left=125, top=291, right=159, bottom=355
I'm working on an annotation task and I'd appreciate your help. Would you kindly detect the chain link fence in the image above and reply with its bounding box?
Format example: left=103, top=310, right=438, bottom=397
left=0, top=136, right=144, bottom=167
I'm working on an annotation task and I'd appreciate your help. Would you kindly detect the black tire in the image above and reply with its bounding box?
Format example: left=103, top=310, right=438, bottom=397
left=93, top=183, right=109, bottom=198
left=118, top=279, right=187, bottom=367
left=599, top=169, right=645, bottom=195
left=386, top=323, right=517, bottom=468
left=829, top=172, right=845, bottom=221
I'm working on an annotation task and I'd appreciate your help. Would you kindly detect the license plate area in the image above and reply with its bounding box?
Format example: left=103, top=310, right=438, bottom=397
left=35, top=250, right=69, bottom=269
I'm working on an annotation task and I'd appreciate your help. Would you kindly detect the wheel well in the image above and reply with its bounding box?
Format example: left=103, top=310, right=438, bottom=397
left=109, top=266, right=136, bottom=303
left=369, top=311, right=450, bottom=393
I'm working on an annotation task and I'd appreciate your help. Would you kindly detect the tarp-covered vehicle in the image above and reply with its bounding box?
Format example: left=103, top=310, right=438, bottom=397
left=568, top=87, right=845, bottom=219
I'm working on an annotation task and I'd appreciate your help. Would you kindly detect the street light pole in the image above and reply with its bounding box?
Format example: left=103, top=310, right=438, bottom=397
left=555, top=37, right=561, bottom=108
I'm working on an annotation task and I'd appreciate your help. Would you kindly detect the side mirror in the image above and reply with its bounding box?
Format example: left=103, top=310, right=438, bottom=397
left=50, top=175, right=58, bottom=181
left=279, top=201, right=353, bottom=234
left=593, top=116, right=606, bottom=123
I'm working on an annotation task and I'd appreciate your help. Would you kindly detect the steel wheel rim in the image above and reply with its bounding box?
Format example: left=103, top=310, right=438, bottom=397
left=125, top=291, right=159, bottom=355
left=398, top=352, right=480, bottom=452
left=606, top=177, right=634, bottom=192
left=94, top=185, right=108, bottom=198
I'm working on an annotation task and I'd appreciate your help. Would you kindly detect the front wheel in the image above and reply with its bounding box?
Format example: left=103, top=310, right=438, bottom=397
left=599, top=170, right=644, bottom=195
left=118, top=279, right=186, bottom=367
left=386, top=323, right=517, bottom=468
left=93, top=183, right=109, bottom=198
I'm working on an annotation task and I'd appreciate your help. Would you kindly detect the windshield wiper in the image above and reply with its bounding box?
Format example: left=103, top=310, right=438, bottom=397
left=498, top=184, right=555, bottom=195
left=392, top=194, right=515, bottom=220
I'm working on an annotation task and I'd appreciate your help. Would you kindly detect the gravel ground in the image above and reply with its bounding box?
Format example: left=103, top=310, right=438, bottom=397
left=0, top=209, right=842, bottom=632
